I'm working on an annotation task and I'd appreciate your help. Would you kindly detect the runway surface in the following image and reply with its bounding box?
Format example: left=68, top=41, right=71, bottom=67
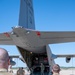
left=13, top=68, right=75, bottom=75
left=60, top=69, right=75, bottom=75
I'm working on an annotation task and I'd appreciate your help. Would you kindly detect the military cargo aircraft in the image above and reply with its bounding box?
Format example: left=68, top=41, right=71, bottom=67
left=0, top=0, right=75, bottom=74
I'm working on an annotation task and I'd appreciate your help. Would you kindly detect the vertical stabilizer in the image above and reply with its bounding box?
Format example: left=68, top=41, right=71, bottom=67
left=18, top=0, right=35, bottom=29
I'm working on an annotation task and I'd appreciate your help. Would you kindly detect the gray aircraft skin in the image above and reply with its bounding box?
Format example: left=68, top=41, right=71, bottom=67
left=0, top=0, right=75, bottom=73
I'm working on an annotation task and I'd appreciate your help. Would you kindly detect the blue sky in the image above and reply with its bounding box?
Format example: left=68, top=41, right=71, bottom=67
left=0, top=0, right=75, bottom=67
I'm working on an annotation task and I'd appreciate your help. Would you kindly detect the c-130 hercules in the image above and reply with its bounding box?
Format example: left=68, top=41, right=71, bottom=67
left=0, top=0, right=75, bottom=74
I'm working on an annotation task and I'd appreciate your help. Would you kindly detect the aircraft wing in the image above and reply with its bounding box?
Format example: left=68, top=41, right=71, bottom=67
left=0, top=33, right=14, bottom=45
left=9, top=55, right=20, bottom=58
left=40, top=31, right=75, bottom=44
left=55, top=54, right=75, bottom=63
left=56, top=54, right=75, bottom=57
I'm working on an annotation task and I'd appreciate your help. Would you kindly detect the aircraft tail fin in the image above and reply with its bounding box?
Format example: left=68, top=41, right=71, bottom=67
left=18, top=0, right=35, bottom=29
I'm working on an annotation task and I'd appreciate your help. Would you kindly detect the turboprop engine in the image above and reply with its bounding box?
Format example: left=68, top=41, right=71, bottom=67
left=10, top=58, right=16, bottom=66
left=66, top=57, right=71, bottom=63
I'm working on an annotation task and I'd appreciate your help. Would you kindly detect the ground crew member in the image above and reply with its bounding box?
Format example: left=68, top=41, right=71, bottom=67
left=17, top=67, right=25, bottom=75
left=0, top=48, right=14, bottom=75
left=8, top=65, right=13, bottom=73
left=40, top=63, right=45, bottom=75
left=52, top=64, right=60, bottom=75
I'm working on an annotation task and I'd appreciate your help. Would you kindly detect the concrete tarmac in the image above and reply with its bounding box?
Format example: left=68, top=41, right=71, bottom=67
left=60, top=69, right=75, bottom=75
left=12, top=68, right=75, bottom=75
